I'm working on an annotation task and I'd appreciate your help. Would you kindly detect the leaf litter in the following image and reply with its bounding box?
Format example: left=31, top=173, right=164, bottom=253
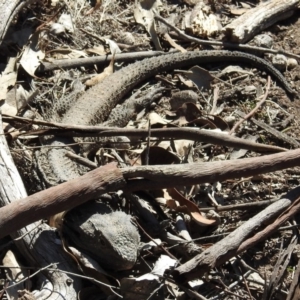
left=1, top=0, right=300, bottom=299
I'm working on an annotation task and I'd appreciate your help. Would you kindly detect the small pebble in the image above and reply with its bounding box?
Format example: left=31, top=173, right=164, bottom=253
left=272, top=54, right=287, bottom=71
left=242, top=85, right=257, bottom=96
left=224, top=115, right=236, bottom=125
left=253, top=34, right=273, bottom=48
left=287, top=58, right=298, bottom=70
left=117, top=32, right=135, bottom=45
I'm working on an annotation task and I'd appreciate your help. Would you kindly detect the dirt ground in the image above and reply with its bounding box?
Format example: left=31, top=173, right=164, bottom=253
left=1, top=0, right=300, bottom=299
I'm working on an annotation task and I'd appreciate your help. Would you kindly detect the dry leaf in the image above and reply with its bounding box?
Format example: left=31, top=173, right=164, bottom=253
left=156, top=140, right=172, bottom=150
left=176, top=74, right=194, bottom=88
left=85, top=52, right=115, bottom=86
left=57, top=13, right=74, bottom=33
left=186, top=65, right=213, bottom=90
left=164, top=33, right=187, bottom=52
left=105, top=39, right=121, bottom=54
left=86, top=45, right=106, bottom=56
left=1, top=88, right=18, bottom=116
left=46, top=47, right=88, bottom=60
left=15, top=85, right=32, bottom=111
left=0, top=57, right=17, bottom=101
left=147, top=112, right=168, bottom=126
left=51, top=0, right=60, bottom=6
left=68, top=247, right=115, bottom=296
left=183, top=0, right=202, bottom=5
left=246, top=272, right=265, bottom=290
left=175, top=102, right=203, bottom=125
left=206, top=115, right=229, bottom=131
left=239, top=2, right=252, bottom=9
left=1, top=102, right=17, bottom=116
left=166, top=199, right=179, bottom=209
left=173, top=139, right=194, bottom=157
left=138, top=255, right=176, bottom=279
left=189, top=118, right=217, bottom=129
left=121, top=255, right=176, bottom=297
left=230, top=135, right=258, bottom=159
left=134, top=0, right=163, bottom=50
left=86, top=0, right=102, bottom=15
left=220, top=65, right=254, bottom=76
left=230, top=8, right=248, bottom=16
left=167, top=188, right=217, bottom=226
left=48, top=211, right=66, bottom=230
left=141, top=146, right=181, bottom=165
left=19, top=32, right=45, bottom=77
left=3, top=250, right=29, bottom=299
left=49, top=22, right=66, bottom=35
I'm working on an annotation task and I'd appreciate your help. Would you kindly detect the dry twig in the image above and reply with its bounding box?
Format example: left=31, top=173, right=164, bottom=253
left=229, top=76, right=271, bottom=135
left=154, top=14, right=300, bottom=60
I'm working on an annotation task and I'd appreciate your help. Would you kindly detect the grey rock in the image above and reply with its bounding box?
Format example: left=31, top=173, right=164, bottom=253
left=272, top=54, right=288, bottom=71
left=253, top=34, right=273, bottom=48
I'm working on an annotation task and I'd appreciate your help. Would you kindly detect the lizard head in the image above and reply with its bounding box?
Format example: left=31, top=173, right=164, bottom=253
left=63, top=202, right=140, bottom=271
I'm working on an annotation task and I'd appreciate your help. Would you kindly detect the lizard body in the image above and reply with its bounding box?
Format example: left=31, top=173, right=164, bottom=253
left=42, top=50, right=295, bottom=183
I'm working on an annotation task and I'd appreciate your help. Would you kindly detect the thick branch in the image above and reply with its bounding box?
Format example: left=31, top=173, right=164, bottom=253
left=122, top=148, right=300, bottom=188
left=172, top=186, right=300, bottom=282
left=0, top=148, right=300, bottom=238
left=0, top=163, right=125, bottom=239
left=0, top=112, right=82, bottom=298
left=223, top=0, right=299, bottom=43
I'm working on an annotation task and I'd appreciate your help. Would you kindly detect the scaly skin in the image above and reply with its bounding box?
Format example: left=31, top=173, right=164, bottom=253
left=44, top=50, right=295, bottom=183
left=63, top=202, right=140, bottom=271
left=63, top=50, right=295, bottom=126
